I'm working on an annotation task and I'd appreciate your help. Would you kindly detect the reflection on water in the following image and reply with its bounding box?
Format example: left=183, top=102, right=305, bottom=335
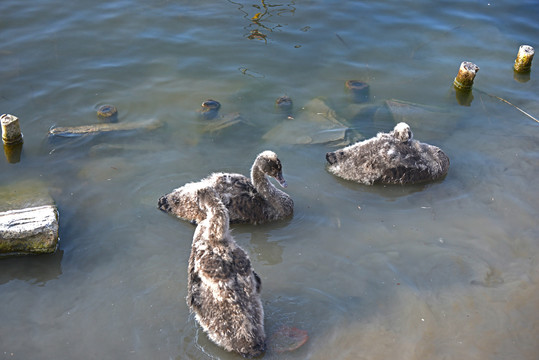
left=1, top=0, right=538, bottom=359
left=228, top=0, right=296, bottom=43
left=0, top=250, right=63, bottom=285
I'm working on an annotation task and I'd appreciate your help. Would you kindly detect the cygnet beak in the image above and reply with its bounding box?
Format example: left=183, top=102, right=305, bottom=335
left=275, top=173, right=288, bottom=188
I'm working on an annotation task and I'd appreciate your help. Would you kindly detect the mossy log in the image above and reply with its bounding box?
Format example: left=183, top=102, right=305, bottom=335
left=48, top=118, right=163, bottom=137
left=0, top=205, right=59, bottom=256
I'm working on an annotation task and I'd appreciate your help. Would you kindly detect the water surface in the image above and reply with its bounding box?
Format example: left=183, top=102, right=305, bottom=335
left=1, top=0, right=538, bottom=359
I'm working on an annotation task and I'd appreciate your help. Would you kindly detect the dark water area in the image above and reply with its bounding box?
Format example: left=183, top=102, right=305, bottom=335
left=1, top=0, right=538, bottom=359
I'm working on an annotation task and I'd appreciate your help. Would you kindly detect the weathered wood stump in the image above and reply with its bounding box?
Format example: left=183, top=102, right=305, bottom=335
left=453, top=61, right=479, bottom=106
left=48, top=118, right=163, bottom=137
left=197, top=99, right=221, bottom=120
left=275, top=96, right=293, bottom=116
left=513, top=45, right=534, bottom=73
left=97, top=104, right=119, bottom=123
left=453, top=61, right=479, bottom=90
left=1, top=114, right=23, bottom=163
left=0, top=205, right=59, bottom=256
left=345, top=80, right=370, bottom=103
left=1, top=114, right=23, bottom=144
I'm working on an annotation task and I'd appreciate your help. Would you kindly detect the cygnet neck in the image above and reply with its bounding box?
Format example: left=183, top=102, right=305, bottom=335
left=250, top=160, right=276, bottom=200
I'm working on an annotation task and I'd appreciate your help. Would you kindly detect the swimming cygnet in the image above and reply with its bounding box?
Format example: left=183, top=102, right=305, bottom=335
left=326, top=122, right=450, bottom=185
left=187, top=188, right=265, bottom=357
left=158, top=150, right=293, bottom=224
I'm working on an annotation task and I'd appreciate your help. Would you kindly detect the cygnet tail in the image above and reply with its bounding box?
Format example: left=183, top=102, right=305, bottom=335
left=157, top=194, right=172, bottom=213
left=326, top=151, right=338, bottom=165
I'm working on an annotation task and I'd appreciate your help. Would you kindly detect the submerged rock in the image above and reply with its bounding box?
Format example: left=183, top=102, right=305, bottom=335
left=263, top=98, right=360, bottom=145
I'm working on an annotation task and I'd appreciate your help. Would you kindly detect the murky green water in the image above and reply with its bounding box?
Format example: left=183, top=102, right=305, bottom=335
left=1, top=0, right=538, bottom=359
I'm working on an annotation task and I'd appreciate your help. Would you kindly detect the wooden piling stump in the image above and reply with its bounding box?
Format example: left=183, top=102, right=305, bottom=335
left=198, top=99, right=221, bottom=120
left=0, top=205, right=59, bottom=256
left=513, top=45, right=534, bottom=73
left=275, top=96, right=293, bottom=115
left=345, top=80, right=370, bottom=103
left=97, top=104, right=119, bottom=123
left=453, top=61, right=479, bottom=91
left=1, top=114, right=23, bottom=145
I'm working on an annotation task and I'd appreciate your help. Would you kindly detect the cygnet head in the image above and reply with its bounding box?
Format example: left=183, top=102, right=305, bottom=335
left=255, top=151, right=288, bottom=188
left=393, top=122, right=413, bottom=143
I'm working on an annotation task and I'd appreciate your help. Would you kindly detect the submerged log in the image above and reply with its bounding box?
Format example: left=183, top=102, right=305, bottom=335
left=0, top=205, right=59, bottom=256
left=48, top=118, right=163, bottom=137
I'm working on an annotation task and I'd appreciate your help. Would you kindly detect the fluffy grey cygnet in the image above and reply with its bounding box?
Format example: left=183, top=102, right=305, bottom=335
left=187, top=188, right=265, bottom=358
left=326, top=122, right=450, bottom=185
left=158, top=150, right=293, bottom=225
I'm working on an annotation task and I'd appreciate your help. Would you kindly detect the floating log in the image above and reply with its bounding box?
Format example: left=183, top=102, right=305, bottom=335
left=453, top=61, right=479, bottom=90
left=48, top=118, right=163, bottom=137
left=0, top=205, right=59, bottom=256
left=1, top=114, right=23, bottom=145
left=513, top=45, right=534, bottom=73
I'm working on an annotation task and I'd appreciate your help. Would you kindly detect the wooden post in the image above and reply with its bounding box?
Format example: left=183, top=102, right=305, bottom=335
left=1, top=114, right=23, bottom=145
left=513, top=45, right=534, bottom=73
left=1, top=114, right=23, bottom=163
left=453, top=62, right=479, bottom=106
left=453, top=61, right=479, bottom=91
left=0, top=205, right=59, bottom=256
left=345, top=80, right=370, bottom=103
